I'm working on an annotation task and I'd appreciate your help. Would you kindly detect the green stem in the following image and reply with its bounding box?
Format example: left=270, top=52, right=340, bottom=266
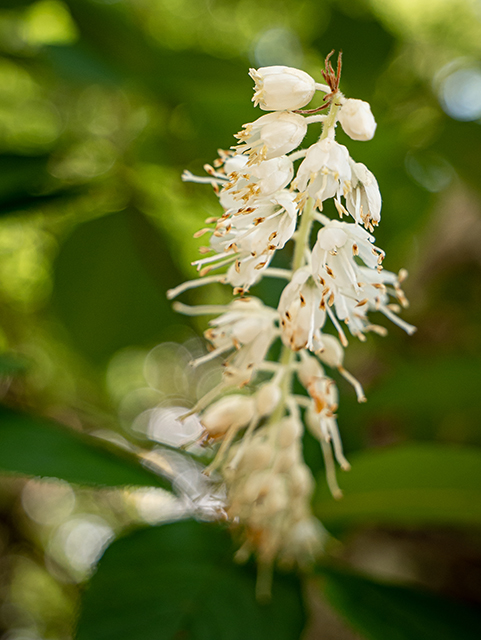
left=319, top=90, right=343, bottom=141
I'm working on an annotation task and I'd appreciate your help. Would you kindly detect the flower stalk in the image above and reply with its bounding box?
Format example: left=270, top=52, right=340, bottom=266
left=170, top=52, right=415, bottom=594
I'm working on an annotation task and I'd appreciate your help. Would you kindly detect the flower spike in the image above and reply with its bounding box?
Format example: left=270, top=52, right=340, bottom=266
left=170, top=58, right=415, bottom=597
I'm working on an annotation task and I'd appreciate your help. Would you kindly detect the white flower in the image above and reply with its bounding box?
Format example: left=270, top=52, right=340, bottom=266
left=225, top=155, right=294, bottom=204
left=194, top=191, right=298, bottom=290
left=234, top=112, right=308, bottom=164
left=345, top=160, right=381, bottom=230
left=204, top=298, right=278, bottom=386
left=295, top=138, right=351, bottom=209
left=278, top=268, right=326, bottom=351
left=311, top=220, right=415, bottom=339
left=249, top=66, right=316, bottom=111
left=338, top=98, right=377, bottom=141
left=201, top=395, right=256, bottom=437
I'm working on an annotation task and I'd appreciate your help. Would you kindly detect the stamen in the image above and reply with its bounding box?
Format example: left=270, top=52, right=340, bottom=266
left=166, top=274, right=226, bottom=299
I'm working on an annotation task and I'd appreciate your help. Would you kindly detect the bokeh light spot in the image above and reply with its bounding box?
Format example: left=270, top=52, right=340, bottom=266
left=439, top=65, right=481, bottom=121
left=22, top=479, right=75, bottom=526
left=252, top=28, right=303, bottom=68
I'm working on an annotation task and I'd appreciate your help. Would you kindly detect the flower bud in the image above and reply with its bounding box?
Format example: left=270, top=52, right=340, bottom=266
left=249, top=66, right=316, bottom=111
left=317, top=334, right=344, bottom=368
left=241, top=470, right=271, bottom=502
left=298, top=355, right=324, bottom=388
left=275, top=447, right=299, bottom=472
left=289, top=464, right=314, bottom=496
left=277, top=417, right=303, bottom=449
left=238, top=442, right=273, bottom=473
left=256, top=382, right=282, bottom=417
left=261, top=479, right=288, bottom=516
left=201, top=395, right=255, bottom=437
left=338, top=98, right=377, bottom=141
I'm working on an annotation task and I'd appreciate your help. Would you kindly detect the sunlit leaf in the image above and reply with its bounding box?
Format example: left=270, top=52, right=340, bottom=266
left=76, top=520, right=305, bottom=640
left=315, top=443, right=481, bottom=530
left=317, top=566, right=481, bottom=640
left=0, top=405, right=170, bottom=490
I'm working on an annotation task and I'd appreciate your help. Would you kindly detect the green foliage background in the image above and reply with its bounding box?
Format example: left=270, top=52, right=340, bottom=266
left=0, top=0, right=481, bottom=638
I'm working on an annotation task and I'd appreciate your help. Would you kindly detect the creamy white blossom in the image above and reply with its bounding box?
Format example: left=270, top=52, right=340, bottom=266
left=294, top=138, right=352, bottom=209
left=193, top=190, right=298, bottom=291
left=171, top=57, right=415, bottom=588
left=226, top=155, right=294, bottom=203
left=234, top=111, right=308, bottom=164
left=202, top=298, right=278, bottom=386
left=345, top=160, right=382, bottom=230
left=311, top=220, right=415, bottom=339
left=249, top=66, right=317, bottom=111
left=201, top=395, right=256, bottom=437
left=278, top=268, right=326, bottom=351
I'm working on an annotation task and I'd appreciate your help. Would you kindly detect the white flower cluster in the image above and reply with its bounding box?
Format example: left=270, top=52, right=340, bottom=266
left=169, top=54, right=415, bottom=597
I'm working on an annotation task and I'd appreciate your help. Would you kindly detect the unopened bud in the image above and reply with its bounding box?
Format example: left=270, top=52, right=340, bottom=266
left=256, top=383, right=282, bottom=417
left=339, top=98, right=377, bottom=141
left=201, top=395, right=255, bottom=436
left=277, top=417, right=303, bottom=448
left=290, top=464, right=315, bottom=496
left=249, top=66, right=316, bottom=111
left=238, top=442, right=273, bottom=473
left=261, top=478, right=288, bottom=516
left=275, top=447, right=299, bottom=472
left=298, top=355, right=324, bottom=388
left=241, top=470, right=271, bottom=502
left=317, top=334, right=344, bottom=368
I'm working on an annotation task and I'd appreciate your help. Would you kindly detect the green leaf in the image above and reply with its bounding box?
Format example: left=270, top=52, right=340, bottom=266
left=317, top=567, right=481, bottom=640
left=0, top=405, right=170, bottom=490
left=76, top=520, right=305, bottom=640
left=315, top=443, right=481, bottom=530
left=52, top=208, right=181, bottom=364
left=0, top=352, right=29, bottom=375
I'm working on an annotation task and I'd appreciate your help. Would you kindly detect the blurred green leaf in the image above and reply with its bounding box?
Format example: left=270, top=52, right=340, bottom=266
left=365, top=357, right=481, bottom=421
left=76, top=520, right=305, bottom=640
left=52, top=208, right=181, bottom=364
left=0, top=154, right=85, bottom=214
left=315, top=443, right=481, bottom=530
left=317, top=566, right=481, bottom=640
left=0, top=352, right=29, bottom=375
left=0, top=405, right=170, bottom=490
left=0, top=154, right=49, bottom=201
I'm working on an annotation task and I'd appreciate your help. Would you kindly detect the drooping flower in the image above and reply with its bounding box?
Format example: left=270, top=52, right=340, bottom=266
left=234, top=111, right=308, bottom=164
left=345, top=160, right=381, bottom=230
left=294, top=138, right=352, bottom=210
left=224, top=155, right=294, bottom=205
left=201, top=394, right=256, bottom=438
left=193, top=190, right=298, bottom=291
left=298, top=352, right=350, bottom=498
left=249, top=66, right=317, bottom=111
left=202, top=298, right=278, bottom=387
left=278, top=268, right=326, bottom=351
left=311, top=220, right=415, bottom=339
